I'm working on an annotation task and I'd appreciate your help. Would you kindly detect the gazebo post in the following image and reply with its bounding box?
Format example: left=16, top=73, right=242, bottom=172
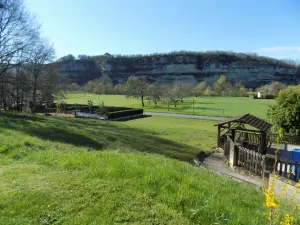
left=232, top=128, right=236, bottom=142
left=217, top=125, right=221, bottom=147
left=259, top=131, right=266, bottom=153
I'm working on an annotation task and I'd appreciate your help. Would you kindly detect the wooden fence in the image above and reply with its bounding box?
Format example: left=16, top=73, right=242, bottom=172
left=268, top=133, right=300, bottom=145
left=235, top=131, right=261, bottom=145
left=276, top=159, right=300, bottom=182
left=237, top=146, right=265, bottom=176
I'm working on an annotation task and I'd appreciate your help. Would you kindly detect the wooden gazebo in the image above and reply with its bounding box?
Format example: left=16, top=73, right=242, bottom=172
left=215, top=114, right=273, bottom=155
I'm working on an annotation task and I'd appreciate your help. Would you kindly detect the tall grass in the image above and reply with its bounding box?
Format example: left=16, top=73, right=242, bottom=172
left=0, top=112, right=278, bottom=224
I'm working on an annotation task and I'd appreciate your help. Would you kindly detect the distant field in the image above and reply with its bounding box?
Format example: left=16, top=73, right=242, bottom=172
left=61, top=93, right=274, bottom=118
left=0, top=113, right=277, bottom=224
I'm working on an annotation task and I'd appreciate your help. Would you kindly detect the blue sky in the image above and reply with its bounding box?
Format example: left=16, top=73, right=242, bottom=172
left=25, top=0, right=300, bottom=60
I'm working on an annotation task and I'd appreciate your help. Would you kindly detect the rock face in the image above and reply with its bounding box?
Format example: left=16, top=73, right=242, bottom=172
left=57, top=52, right=300, bottom=88
left=57, top=60, right=102, bottom=85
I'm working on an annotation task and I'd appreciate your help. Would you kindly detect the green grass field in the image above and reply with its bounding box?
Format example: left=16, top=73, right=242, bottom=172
left=0, top=112, right=278, bottom=224
left=61, top=93, right=274, bottom=118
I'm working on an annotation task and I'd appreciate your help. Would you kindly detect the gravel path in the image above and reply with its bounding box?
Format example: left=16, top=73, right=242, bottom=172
left=195, top=152, right=264, bottom=188
left=144, top=112, right=227, bottom=121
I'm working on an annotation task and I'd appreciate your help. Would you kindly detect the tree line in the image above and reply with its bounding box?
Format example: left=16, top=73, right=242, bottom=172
left=64, top=74, right=288, bottom=107
left=0, top=0, right=58, bottom=113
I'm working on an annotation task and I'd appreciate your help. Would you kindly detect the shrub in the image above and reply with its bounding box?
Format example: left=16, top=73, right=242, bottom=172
left=267, top=85, right=300, bottom=134
left=264, top=95, right=275, bottom=99
left=56, top=101, right=66, bottom=113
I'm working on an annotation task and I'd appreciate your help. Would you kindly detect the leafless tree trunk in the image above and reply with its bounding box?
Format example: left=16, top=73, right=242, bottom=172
left=25, top=39, right=56, bottom=113
left=0, top=0, right=40, bottom=110
left=125, top=76, right=149, bottom=107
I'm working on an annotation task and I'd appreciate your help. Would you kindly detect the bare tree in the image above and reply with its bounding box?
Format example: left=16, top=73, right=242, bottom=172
left=163, top=83, right=180, bottom=108
left=66, top=82, right=80, bottom=92
left=25, top=38, right=56, bottom=112
left=257, top=81, right=286, bottom=97
left=83, top=80, right=99, bottom=93
left=147, top=83, right=162, bottom=106
left=268, top=81, right=286, bottom=96
left=125, top=76, right=148, bottom=107
left=204, top=86, right=213, bottom=96
left=14, top=63, right=31, bottom=111
left=193, top=81, right=206, bottom=96
left=0, top=0, right=40, bottom=109
left=177, top=83, right=192, bottom=102
left=113, top=84, right=125, bottom=94
left=40, top=64, right=60, bottom=106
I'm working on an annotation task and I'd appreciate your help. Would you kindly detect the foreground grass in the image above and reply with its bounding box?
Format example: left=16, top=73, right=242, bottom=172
left=120, top=116, right=216, bottom=153
left=0, top=113, right=287, bottom=224
left=61, top=93, right=274, bottom=118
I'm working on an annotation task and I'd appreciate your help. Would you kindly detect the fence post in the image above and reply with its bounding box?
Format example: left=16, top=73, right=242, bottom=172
left=193, top=99, right=195, bottom=115
left=263, top=170, right=271, bottom=190
left=229, top=139, right=237, bottom=167
left=295, top=162, right=299, bottom=181
left=263, top=154, right=275, bottom=178
left=254, top=152, right=258, bottom=174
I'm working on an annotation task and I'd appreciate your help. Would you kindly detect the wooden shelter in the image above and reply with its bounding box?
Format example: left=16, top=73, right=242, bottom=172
left=215, top=114, right=272, bottom=154
left=216, top=114, right=300, bottom=182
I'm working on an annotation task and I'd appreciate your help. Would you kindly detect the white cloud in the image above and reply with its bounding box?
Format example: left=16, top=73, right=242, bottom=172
left=259, top=46, right=300, bottom=52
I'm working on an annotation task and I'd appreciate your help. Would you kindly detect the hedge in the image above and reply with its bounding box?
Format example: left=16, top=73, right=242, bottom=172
left=107, top=109, right=144, bottom=120
left=51, top=103, right=130, bottom=114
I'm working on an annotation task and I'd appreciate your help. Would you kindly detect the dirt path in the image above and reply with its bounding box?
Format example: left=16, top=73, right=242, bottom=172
left=144, top=112, right=227, bottom=121
left=195, top=152, right=264, bottom=188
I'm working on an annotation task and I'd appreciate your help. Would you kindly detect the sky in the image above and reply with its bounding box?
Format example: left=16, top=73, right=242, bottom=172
left=24, top=0, right=300, bottom=60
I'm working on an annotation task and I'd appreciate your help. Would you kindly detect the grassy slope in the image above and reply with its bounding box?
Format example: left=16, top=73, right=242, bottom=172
left=0, top=113, right=272, bottom=224
left=62, top=93, right=274, bottom=118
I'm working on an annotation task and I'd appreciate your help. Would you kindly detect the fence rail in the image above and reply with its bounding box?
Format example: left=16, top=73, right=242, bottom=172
left=268, top=134, right=300, bottom=145
left=235, top=130, right=260, bottom=145
left=276, top=160, right=300, bottom=182
left=237, top=146, right=265, bottom=176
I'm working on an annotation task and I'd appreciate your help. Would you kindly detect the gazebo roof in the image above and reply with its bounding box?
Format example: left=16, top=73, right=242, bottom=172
left=215, top=114, right=272, bottom=132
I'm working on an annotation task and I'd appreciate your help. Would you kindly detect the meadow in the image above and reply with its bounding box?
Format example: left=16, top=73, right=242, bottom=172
left=61, top=93, right=274, bottom=118
left=0, top=112, right=275, bottom=224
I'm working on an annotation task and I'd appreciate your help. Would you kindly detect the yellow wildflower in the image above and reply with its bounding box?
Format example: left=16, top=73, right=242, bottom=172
left=280, top=213, right=294, bottom=225
left=265, top=189, right=279, bottom=209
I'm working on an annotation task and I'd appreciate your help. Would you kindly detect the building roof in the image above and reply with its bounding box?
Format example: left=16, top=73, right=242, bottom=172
left=215, top=114, right=272, bottom=132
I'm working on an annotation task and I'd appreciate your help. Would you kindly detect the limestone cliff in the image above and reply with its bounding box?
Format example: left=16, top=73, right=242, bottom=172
left=57, top=60, right=102, bottom=85
left=57, top=52, right=300, bottom=88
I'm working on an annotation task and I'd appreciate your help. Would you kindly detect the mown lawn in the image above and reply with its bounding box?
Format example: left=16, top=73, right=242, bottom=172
left=61, top=93, right=274, bottom=118
left=0, top=113, right=290, bottom=224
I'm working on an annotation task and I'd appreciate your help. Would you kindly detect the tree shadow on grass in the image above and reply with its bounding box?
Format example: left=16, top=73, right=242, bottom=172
left=0, top=112, right=46, bottom=122
left=0, top=112, right=202, bottom=162
left=97, top=125, right=200, bottom=162
left=0, top=112, right=104, bottom=149
left=114, top=115, right=152, bottom=122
